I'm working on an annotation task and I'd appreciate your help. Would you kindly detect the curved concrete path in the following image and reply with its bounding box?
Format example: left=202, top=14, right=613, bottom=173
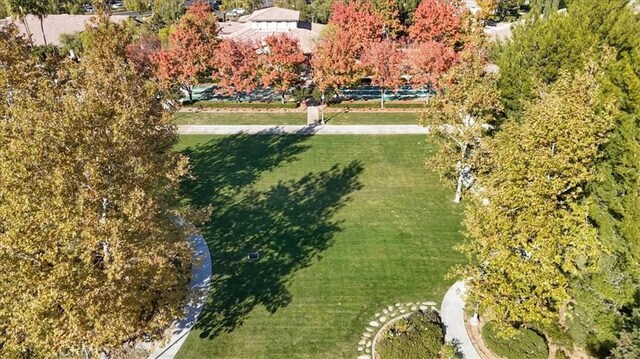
left=146, top=231, right=212, bottom=359
left=441, top=281, right=480, bottom=359
left=177, top=124, right=429, bottom=135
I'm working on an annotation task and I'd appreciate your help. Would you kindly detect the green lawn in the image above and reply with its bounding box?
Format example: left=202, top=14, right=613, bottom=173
left=174, top=135, right=463, bottom=358
left=174, top=112, right=420, bottom=125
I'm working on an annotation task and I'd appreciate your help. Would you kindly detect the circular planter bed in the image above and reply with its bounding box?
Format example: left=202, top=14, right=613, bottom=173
left=374, top=309, right=446, bottom=359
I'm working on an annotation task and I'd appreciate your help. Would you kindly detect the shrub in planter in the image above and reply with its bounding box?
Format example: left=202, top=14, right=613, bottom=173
left=376, top=309, right=444, bottom=359
left=482, top=322, right=548, bottom=359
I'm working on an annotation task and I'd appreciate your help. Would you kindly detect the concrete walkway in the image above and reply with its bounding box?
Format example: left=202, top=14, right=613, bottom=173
left=441, top=281, right=481, bottom=359
left=146, top=230, right=212, bottom=359
left=177, top=124, right=429, bottom=135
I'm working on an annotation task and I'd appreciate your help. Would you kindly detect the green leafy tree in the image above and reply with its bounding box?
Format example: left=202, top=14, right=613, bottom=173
left=307, top=0, right=333, bottom=23
left=59, top=31, right=85, bottom=57
left=151, top=0, right=184, bottom=27
left=610, top=295, right=640, bottom=359
left=0, top=18, right=192, bottom=358
left=494, top=1, right=640, bottom=353
left=372, top=0, right=404, bottom=37
left=459, top=65, right=616, bottom=339
left=125, top=0, right=150, bottom=14
left=420, top=48, right=502, bottom=202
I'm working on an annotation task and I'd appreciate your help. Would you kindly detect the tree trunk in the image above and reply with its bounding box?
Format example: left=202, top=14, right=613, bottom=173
left=453, top=143, right=469, bottom=203
left=281, top=91, right=286, bottom=104
left=39, top=17, right=47, bottom=46
left=454, top=171, right=464, bottom=203
left=22, top=18, right=33, bottom=45
left=380, top=88, right=385, bottom=108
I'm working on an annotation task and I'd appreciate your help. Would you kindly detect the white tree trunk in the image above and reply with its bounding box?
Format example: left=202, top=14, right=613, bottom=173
left=454, top=143, right=469, bottom=203
left=454, top=171, right=464, bottom=203
left=380, top=88, right=385, bottom=108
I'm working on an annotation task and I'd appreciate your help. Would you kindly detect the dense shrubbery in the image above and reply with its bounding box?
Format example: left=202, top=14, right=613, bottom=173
left=184, top=101, right=299, bottom=109
left=375, top=309, right=444, bottom=359
left=482, top=322, right=548, bottom=359
left=330, top=102, right=426, bottom=109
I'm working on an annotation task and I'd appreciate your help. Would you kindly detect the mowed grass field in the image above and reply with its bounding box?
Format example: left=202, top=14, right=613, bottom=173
left=174, top=111, right=420, bottom=125
left=174, top=135, right=464, bottom=358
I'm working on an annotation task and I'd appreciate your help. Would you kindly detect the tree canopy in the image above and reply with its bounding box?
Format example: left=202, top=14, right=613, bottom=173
left=0, top=18, right=192, bottom=358
left=457, top=0, right=640, bottom=356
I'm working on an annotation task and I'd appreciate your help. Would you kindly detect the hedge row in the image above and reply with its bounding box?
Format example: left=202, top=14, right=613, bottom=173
left=329, top=102, right=427, bottom=109
left=184, top=101, right=299, bottom=109
left=183, top=101, right=426, bottom=110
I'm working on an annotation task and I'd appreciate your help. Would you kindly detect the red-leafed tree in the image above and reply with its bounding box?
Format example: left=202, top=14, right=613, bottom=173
left=359, top=40, right=405, bottom=108
left=311, top=26, right=362, bottom=99
left=405, top=40, right=458, bottom=90
left=259, top=34, right=307, bottom=103
left=126, top=34, right=161, bottom=78
left=329, top=0, right=384, bottom=48
left=409, top=0, right=465, bottom=46
left=213, top=39, right=260, bottom=101
left=152, top=1, right=219, bottom=103
left=312, top=1, right=384, bottom=100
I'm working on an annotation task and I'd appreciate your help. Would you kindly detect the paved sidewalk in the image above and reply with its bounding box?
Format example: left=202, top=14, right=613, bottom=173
left=177, top=124, right=429, bottom=135
left=441, top=281, right=481, bottom=359
left=146, top=230, right=212, bottom=359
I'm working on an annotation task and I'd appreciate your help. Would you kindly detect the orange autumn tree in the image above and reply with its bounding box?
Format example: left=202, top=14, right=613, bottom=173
left=153, top=1, right=219, bottom=103
left=312, top=0, right=383, bottom=99
left=405, top=40, right=458, bottom=90
left=311, top=26, right=362, bottom=99
left=329, top=0, right=384, bottom=47
left=213, top=39, right=261, bottom=102
left=359, top=40, right=405, bottom=108
left=409, top=0, right=465, bottom=46
left=259, top=34, right=306, bottom=103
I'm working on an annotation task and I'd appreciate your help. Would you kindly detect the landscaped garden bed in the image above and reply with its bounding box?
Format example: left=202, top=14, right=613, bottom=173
left=374, top=308, right=459, bottom=359
left=174, top=112, right=420, bottom=125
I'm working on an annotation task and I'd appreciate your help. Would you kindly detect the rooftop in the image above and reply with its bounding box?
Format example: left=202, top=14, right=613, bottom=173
left=219, top=21, right=325, bottom=53
left=5, top=14, right=129, bottom=46
left=239, top=7, right=300, bottom=22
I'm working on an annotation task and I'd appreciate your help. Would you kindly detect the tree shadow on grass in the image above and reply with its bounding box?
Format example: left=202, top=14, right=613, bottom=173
left=181, top=128, right=315, bottom=208
left=180, top=132, right=364, bottom=340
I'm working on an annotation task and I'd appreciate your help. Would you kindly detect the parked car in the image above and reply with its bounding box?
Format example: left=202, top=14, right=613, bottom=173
left=226, top=8, right=245, bottom=16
